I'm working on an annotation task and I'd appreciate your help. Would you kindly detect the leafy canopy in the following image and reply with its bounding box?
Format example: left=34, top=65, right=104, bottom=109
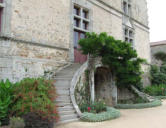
left=79, top=32, right=145, bottom=88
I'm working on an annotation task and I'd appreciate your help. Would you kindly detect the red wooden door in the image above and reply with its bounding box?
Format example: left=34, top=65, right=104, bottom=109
left=74, top=30, right=87, bottom=64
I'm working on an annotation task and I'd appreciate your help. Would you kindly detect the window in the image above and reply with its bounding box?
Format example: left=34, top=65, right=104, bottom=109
left=124, top=27, right=134, bottom=46
left=73, top=5, right=90, bottom=48
left=0, top=0, right=4, bottom=32
left=123, top=0, right=131, bottom=16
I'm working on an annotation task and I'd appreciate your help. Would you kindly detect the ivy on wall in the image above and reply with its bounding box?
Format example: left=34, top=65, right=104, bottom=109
left=79, top=32, right=146, bottom=89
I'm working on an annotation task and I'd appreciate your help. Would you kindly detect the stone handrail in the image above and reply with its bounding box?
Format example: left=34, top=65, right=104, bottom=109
left=70, top=61, right=88, bottom=117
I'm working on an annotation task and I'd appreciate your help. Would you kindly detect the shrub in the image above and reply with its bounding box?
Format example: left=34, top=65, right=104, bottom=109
left=0, top=79, right=13, bottom=125
left=79, top=32, right=145, bottom=89
left=150, top=65, right=166, bottom=85
left=118, top=97, right=148, bottom=104
left=9, top=117, right=25, bottom=128
left=144, top=84, right=166, bottom=96
left=11, top=78, right=59, bottom=126
left=115, top=99, right=162, bottom=109
left=22, top=112, right=54, bottom=128
left=81, top=107, right=120, bottom=122
left=80, top=101, right=106, bottom=113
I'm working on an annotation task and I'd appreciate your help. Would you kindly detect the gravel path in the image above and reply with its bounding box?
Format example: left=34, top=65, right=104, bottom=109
left=57, top=100, right=166, bottom=128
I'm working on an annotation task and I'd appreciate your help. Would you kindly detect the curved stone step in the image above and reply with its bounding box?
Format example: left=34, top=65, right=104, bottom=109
left=54, top=63, right=81, bottom=124
left=60, top=114, right=78, bottom=122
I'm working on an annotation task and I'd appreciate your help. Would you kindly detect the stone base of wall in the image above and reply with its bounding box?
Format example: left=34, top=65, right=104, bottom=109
left=0, top=39, right=69, bottom=82
left=117, top=87, right=135, bottom=101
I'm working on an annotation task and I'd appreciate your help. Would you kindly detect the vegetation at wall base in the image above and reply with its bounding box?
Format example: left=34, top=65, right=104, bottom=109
left=80, top=101, right=107, bottom=114
left=9, top=117, right=25, bottom=128
left=81, top=107, right=120, bottom=122
left=79, top=32, right=146, bottom=89
left=144, top=84, right=166, bottom=96
left=150, top=64, right=166, bottom=85
left=10, top=78, right=58, bottom=128
left=0, top=79, right=13, bottom=126
left=115, top=99, right=161, bottom=109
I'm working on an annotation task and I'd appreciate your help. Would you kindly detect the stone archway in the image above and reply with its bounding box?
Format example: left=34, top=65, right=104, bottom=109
left=95, top=67, right=117, bottom=107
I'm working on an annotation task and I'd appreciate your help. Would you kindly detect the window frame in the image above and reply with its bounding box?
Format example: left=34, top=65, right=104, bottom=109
left=73, top=4, right=90, bottom=49
left=0, top=0, right=12, bottom=37
left=73, top=4, right=90, bottom=33
left=122, top=0, right=131, bottom=16
left=123, top=26, right=135, bottom=47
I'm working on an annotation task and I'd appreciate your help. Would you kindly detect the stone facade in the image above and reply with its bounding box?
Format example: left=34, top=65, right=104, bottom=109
left=150, top=40, right=166, bottom=66
left=0, top=0, right=150, bottom=83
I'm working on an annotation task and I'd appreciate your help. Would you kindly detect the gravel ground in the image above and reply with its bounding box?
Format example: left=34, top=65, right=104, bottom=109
left=57, top=100, right=166, bottom=128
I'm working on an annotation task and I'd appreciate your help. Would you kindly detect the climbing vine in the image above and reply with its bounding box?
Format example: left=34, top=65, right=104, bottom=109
left=79, top=32, right=146, bottom=89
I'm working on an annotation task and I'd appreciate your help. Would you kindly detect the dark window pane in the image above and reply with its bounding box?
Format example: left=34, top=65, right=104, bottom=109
left=123, top=2, right=127, bottom=14
left=74, top=31, right=85, bottom=48
left=0, top=8, right=3, bottom=32
left=129, top=39, right=133, bottom=43
left=74, top=18, right=80, bottom=27
left=74, top=31, right=79, bottom=48
left=80, top=33, right=85, bottom=39
left=125, top=37, right=128, bottom=42
left=125, top=28, right=128, bottom=36
left=83, top=21, right=88, bottom=30
left=128, top=4, right=131, bottom=16
left=129, top=30, right=133, bottom=37
left=74, top=6, right=80, bottom=16
left=83, top=10, right=88, bottom=19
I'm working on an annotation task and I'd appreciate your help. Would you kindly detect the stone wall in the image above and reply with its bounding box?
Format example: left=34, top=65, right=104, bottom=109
left=0, top=0, right=71, bottom=82
left=0, top=39, right=69, bottom=82
left=151, top=44, right=166, bottom=66
left=91, top=0, right=123, bottom=40
left=11, top=0, right=71, bottom=48
left=118, top=87, right=135, bottom=100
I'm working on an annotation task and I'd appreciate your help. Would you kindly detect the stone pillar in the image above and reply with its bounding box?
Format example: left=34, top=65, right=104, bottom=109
left=112, top=75, right=117, bottom=106
left=91, top=70, right=95, bottom=102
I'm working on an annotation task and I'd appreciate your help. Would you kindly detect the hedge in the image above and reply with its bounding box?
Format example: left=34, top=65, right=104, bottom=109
left=80, top=107, right=120, bottom=122
left=115, top=99, right=162, bottom=109
left=155, top=96, right=166, bottom=100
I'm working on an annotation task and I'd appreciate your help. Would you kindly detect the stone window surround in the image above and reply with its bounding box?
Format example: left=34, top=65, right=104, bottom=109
left=73, top=5, right=90, bottom=32
left=0, top=0, right=12, bottom=37
left=123, top=25, right=135, bottom=47
left=69, top=0, right=92, bottom=62
left=122, top=0, right=131, bottom=17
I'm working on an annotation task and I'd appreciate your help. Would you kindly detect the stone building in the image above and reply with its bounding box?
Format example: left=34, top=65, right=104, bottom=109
left=150, top=40, right=166, bottom=65
left=0, top=0, right=151, bottom=123
left=0, top=0, right=150, bottom=83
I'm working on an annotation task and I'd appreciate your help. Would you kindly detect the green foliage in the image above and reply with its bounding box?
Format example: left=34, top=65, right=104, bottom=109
left=11, top=78, right=59, bottom=122
left=0, top=79, right=13, bottom=125
left=118, top=97, right=148, bottom=104
left=22, top=112, right=54, bottom=128
left=80, top=101, right=107, bottom=113
left=144, top=84, right=166, bottom=96
left=154, top=51, right=166, bottom=62
left=79, top=32, right=145, bottom=88
left=9, top=117, right=25, bottom=128
left=115, top=99, right=162, bottom=109
left=150, top=64, right=166, bottom=85
left=154, top=96, right=166, bottom=100
left=81, top=107, right=120, bottom=122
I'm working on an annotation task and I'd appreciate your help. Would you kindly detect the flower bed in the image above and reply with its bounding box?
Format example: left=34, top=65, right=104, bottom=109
left=80, top=107, right=120, bottom=122
left=115, top=99, right=162, bottom=109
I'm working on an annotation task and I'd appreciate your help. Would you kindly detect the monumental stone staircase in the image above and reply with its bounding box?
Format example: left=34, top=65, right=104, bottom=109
left=54, top=63, right=81, bottom=123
